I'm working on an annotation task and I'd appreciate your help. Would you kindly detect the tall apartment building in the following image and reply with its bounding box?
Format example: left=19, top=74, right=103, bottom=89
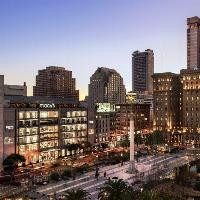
left=33, top=66, right=79, bottom=100
left=132, top=49, right=154, bottom=94
left=180, top=69, right=200, bottom=133
left=152, top=73, right=181, bottom=132
left=88, top=67, right=126, bottom=107
left=187, top=16, right=200, bottom=70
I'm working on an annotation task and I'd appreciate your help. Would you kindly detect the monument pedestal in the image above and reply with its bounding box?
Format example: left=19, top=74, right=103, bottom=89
left=128, top=161, right=137, bottom=173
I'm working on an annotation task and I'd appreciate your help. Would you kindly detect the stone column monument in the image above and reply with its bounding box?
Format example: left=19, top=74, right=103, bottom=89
left=129, top=113, right=136, bottom=173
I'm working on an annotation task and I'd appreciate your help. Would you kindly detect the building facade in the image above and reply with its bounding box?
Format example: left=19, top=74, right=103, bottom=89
left=2, top=97, right=87, bottom=165
left=33, top=66, right=79, bottom=100
left=115, top=103, right=150, bottom=142
left=0, top=76, right=87, bottom=167
left=180, top=69, right=200, bottom=133
left=88, top=67, right=126, bottom=108
left=187, top=16, right=200, bottom=70
left=153, top=69, right=200, bottom=146
left=95, top=111, right=116, bottom=147
left=152, top=73, right=181, bottom=132
left=132, top=49, right=154, bottom=94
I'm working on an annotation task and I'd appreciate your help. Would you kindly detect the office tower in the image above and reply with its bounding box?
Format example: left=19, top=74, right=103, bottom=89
left=180, top=69, right=200, bottom=133
left=33, top=66, right=79, bottom=100
left=152, top=73, right=181, bottom=132
left=132, top=49, right=154, bottom=94
left=187, top=16, right=200, bottom=70
left=88, top=67, right=126, bottom=107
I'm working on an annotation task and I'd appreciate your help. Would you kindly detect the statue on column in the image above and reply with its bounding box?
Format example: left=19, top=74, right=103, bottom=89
left=128, top=113, right=137, bottom=173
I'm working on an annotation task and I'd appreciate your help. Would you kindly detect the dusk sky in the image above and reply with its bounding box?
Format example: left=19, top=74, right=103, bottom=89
left=0, top=0, right=200, bottom=99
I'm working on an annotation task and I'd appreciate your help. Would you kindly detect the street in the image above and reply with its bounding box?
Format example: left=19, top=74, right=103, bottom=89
left=27, top=153, right=187, bottom=200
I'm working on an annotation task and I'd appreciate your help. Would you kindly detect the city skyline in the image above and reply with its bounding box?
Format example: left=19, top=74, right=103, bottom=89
left=1, top=0, right=200, bottom=99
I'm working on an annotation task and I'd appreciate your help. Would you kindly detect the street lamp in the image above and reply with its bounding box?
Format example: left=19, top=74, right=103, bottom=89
left=96, top=155, right=99, bottom=165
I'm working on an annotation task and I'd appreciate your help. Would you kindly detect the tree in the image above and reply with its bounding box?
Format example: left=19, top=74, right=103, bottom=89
left=153, top=131, right=165, bottom=145
left=64, top=188, right=90, bottom=200
left=145, top=131, right=165, bottom=146
left=195, top=181, right=200, bottom=190
left=119, top=135, right=130, bottom=148
left=50, top=172, right=60, bottom=181
left=3, top=154, right=26, bottom=172
left=62, top=169, right=72, bottom=178
left=80, top=141, right=92, bottom=154
left=66, top=143, right=80, bottom=156
left=137, top=191, right=158, bottom=200
left=135, top=133, right=143, bottom=147
left=98, top=179, right=134, bottom=200
left=101, top=143, right=108, bottom=150
left=137, top=191, right=183, bottom=200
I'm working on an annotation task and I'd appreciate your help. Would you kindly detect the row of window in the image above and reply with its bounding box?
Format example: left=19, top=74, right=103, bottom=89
left=19, top=111, right=87, bottom=119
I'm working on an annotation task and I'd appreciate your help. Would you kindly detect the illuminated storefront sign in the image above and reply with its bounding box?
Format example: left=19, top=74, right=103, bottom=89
left=126, top=92, right=137, bottom=104
left=96, top=103, right=115, bottom=112
left=40, top=103, right=56, bottom=109
left=6, top=125, right=14, bottom=130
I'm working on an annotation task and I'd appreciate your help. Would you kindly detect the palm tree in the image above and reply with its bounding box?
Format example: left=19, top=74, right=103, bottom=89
left=137, top=191, right=183, bottom=200
left=3, top=153, right=26, bottom=172
left=64, top=188, right=90, bottom=200
left=137, top=191, right=159, bottom=200
left=98, top=179, right=134, bottom=200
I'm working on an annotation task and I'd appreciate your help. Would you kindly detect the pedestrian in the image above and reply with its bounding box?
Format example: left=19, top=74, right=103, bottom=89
left=95, top=172, right=99, bottom=180
left=108, top=177, right=111, bottom=181
left=104, top=171, right=106, bottom=178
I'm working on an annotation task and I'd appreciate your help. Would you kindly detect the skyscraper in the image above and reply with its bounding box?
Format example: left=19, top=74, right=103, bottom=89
left=33, top=66, right=79, bottom=100
left=187, top=16, right=200, bottom=70
left=88, top=67, right=126, bottom=107
left=132, top=49, right=154, bottom=94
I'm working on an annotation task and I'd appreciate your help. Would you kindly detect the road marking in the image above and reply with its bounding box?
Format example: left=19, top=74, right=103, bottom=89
left=49, top=178, right=98, bottom=195
left=39, top=155, right=173, bottom=196
left=84, top=180, right=105, bottom=190
left=38, top=175, right=90, bottom=193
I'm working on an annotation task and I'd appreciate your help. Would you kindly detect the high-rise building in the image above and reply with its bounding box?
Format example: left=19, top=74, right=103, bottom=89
left=33, top=66, right=79, bottom=100
left=187, top=16, right=200, bottom=70
left=152, top=73, right=181, bottom=132
left=88, top=67, right=126, bottom=107
left=180, top=69, right=200, bottom=133
left=132, top=49, right=154, bottom=94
